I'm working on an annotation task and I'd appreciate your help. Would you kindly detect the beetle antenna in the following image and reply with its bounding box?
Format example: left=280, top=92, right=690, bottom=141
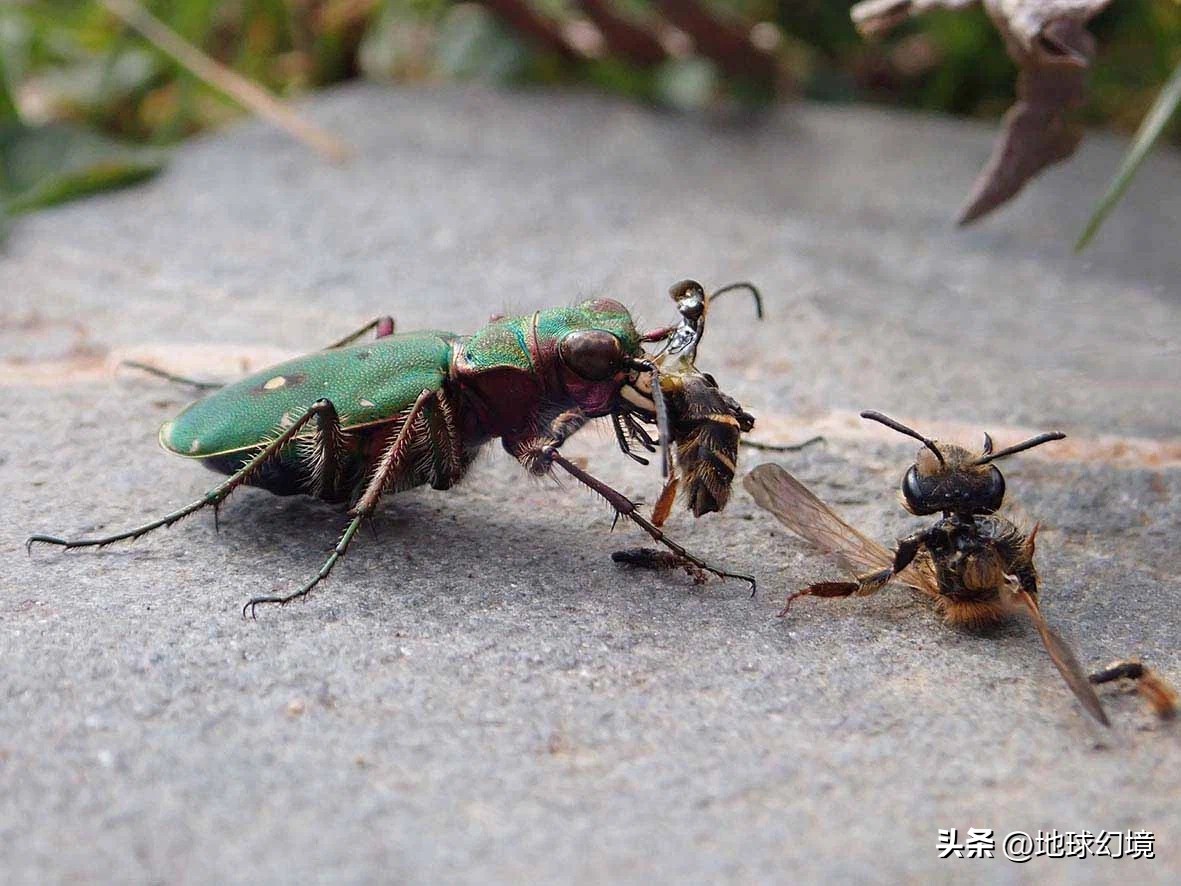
left=709, top=281, right=763, bottom=319
left=975, top=431, right=1065, bottom=464
left=860, top=410, right=945, bottom=466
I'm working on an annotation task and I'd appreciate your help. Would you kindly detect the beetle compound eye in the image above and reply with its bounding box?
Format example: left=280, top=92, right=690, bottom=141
left=559, top=330, right=623, bottom=381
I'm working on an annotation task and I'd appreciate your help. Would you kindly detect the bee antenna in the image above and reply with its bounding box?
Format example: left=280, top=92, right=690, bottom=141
left=860, top=410, right=945, bottom=466
left=982, top=432, right=994, bottom=455
left=709, top=282, right=763, bottom=319
left=974, top=431, right=1065, bottom=464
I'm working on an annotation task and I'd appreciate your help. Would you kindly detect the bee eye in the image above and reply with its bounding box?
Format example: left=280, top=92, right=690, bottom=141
left=981, top=465, right=1006, bottom=514
left=559, top=330, right=622, bottom=381
left=902, top=465, right=926, bottom=512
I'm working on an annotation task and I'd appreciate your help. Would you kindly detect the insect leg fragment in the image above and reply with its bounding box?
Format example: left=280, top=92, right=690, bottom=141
left=1090, top=660, right=1179, bottom=720
left=27, top=399, right=350, bottom=553
left=611, top=409, right=656, bottom=465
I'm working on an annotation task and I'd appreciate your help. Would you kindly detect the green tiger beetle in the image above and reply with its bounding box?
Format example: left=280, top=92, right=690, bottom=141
left=28, top=281, right=778, bottom=617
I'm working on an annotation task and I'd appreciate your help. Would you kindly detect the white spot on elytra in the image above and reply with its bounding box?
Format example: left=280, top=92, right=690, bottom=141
left=359, top=398, right=375, bottom=408
left=189, top=439, right=201, bottom=453
left=263, top=375, right=287, bottom=390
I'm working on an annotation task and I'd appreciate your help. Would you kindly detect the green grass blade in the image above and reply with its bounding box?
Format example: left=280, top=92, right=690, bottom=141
left=0, top=49, right=18, bottom=124
left=1076, top=61, right=1181, bottom=251
left=0, top=122, right=165, bottom=214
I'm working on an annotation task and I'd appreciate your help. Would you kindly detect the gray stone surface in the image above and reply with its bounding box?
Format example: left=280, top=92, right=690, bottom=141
left=2, top=84, right=1180, bottom=884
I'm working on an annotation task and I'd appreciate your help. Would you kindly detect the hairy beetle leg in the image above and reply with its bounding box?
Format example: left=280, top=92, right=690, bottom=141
left=323, top=315, right=396, bottom=350
left=243, top=388, right=435, bottom=618
left=543, top=447, right=757, bottom=594
left=243, top=515, right=366, bottom=618
left=27, top=399, right=347, bottom=553
left=120, top=360, right=223, bottom=391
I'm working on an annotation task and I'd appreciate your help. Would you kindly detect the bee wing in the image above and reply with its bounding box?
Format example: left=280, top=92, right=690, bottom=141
left=1015, top=590, right=1110, bottom=727
left=743, top=463, right=937, bottom=594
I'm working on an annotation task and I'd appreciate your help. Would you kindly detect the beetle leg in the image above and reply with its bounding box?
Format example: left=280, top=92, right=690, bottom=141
left=322, top=315, right=396, bottom=349
left=300, top=399, right=350, bottom=502
left=612, top=409, right=661, bottom=465
left=243, top=389, right=434, bottom=617
left=26, top=399, right=342, bottom=552
left=540, top=446, right=757, bottom=594
left=119, top=360, right=223, bottom=391
left=611, top=410, right=648, bottom=465
left=430, top=385, right=468, bottom=489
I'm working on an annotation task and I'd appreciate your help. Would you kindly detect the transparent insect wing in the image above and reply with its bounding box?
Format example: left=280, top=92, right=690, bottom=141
left=743, top=464, right=938, bottom=595
left=1015, top=590, right=1109, bottom=726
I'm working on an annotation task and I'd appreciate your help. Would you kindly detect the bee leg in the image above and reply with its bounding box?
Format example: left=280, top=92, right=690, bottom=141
left=777, top=581, right=861, bottom=616
left=741, top=436, right=825, bottom=452
left=778, top=566, right=897, bottom=616
left=1090, top=660, right=1179, bottom=720
left=611, top=410, right=651, bottom=465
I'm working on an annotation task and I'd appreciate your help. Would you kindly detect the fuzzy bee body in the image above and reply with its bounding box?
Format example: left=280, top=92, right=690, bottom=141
left=899, top=513, right=1035, bottom=628
left=662, top=373, right=754, bottom=517
left=743, top=413, right=1117, bottom=725
left=618, top=280, right=759, bottom=523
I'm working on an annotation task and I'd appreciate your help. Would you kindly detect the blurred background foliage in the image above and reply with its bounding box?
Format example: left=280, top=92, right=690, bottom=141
left=0, top=0, right=1178, bottom=232
left=2, top=0, right=1178, bottom=142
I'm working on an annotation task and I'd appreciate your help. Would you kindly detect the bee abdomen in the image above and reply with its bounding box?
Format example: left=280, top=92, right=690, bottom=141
left=678, top=420, right=741, bottom=517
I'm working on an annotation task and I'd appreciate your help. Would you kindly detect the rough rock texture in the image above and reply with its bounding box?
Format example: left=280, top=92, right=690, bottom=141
left=2, top=84, right=1179, bottom=883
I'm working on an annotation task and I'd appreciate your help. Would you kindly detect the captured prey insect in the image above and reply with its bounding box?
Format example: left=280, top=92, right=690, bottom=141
left=619, top=280, right=759, bottom=524
left=27, top=283, right=765, bottom=616
left=743, top=410, right=1117, bottom=726
left=611, top=280, right=819, bottom=585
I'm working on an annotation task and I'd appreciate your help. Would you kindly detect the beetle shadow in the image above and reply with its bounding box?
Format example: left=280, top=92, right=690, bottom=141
left=206, top=486, right=739, bottom=606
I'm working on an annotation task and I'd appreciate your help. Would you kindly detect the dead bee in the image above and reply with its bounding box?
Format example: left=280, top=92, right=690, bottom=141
left=617, top=280, right=819, bottom=526
left=612, top=281, right=818, bottom=582
left=1090, top=660, right=1178, bottom=720
left=743, top=410, right=1115, bottom=726
left=617, top=279, right=758, bottom=524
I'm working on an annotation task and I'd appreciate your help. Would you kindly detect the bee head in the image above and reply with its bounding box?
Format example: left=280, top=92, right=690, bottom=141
left=861, top=411, right=1065, bottom=517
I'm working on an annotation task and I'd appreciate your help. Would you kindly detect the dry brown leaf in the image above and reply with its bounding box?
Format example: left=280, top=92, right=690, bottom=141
left=850, top=0, right=1113, bottom=223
